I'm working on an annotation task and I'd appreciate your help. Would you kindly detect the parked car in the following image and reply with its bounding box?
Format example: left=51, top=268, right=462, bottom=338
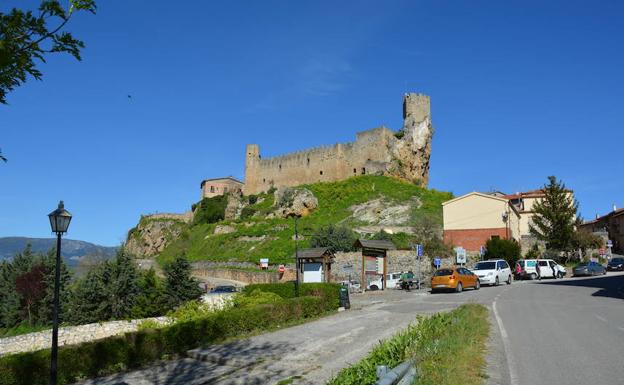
left=573, top=261, right=606, bottom=277
left=431, top=267, right=480, bottom=293
left=368, top=271, right=404, bottom=290
left=515, top=259, right=566, bottom=280
left=607, top=257, right=624, bottom=271
left=210, top=285, right=237, bottom=293
left=472, top=259, right=512, bottom=285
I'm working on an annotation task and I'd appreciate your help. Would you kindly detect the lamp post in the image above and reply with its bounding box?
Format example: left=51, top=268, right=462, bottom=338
left=294, top=216, right=300, bottom=297
left=47, top=201, right=72, bottom=385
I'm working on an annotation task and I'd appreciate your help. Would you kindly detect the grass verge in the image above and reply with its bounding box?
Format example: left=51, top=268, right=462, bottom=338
left=327, top=304, right=489, bottom=385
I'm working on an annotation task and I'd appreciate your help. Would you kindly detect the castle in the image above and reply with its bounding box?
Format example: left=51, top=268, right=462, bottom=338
left=242, top=93, right=434, bottom=195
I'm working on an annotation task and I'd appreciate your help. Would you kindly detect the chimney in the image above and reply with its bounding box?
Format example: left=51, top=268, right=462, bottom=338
left=596, top=214, right=599, bottom=219
left=614, top=204, right=618, bottom=212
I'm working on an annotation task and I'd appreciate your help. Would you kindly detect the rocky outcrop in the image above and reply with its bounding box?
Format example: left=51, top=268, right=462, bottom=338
left=225, top=194, right=245, bottom=220
left=349, top=197, right=421, bottom=228
left=125, top=215, right=189, bottom=258
left=272, top=187, right=318, bottom=218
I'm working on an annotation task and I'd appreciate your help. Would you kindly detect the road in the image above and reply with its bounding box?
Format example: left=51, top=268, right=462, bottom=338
left=76, top=272, right=624, bottom=385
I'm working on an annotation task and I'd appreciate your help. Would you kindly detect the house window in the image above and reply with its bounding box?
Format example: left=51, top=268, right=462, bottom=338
left=353, top=168, right=356, bottom=174
left=224, top=187, right=228, bottom=193
left=210, top=186, right=215, bottom=193
left=320, top=170, right=323, bottom=175
left=361, top=167, right=366, bottom=175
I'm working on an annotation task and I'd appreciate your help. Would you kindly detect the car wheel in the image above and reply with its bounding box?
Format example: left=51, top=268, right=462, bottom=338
left=456, top=282, right=463, bottom=293
left=603, top=270, right=607, bottom=275
left=370, top=285, right=379, bottom=291
left=557, top=272, right=563, bottom=279
left=475, top=280, right=480, bottom=290
left=506, top=275, right=512, bottom=285
left=530, top=273, right=537, bottom=280
left=495, top=276, right=500, bottom=286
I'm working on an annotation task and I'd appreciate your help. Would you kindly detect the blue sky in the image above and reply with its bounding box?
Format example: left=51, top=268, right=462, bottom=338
left=1, top=0, right=623, bottom=246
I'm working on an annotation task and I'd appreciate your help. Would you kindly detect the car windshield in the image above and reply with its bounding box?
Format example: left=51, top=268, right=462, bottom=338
left=214, top=286, right=235, bottom=292
left=474, top=262, right=496, bottom=270
left=611, top=258, right=624, bottom=263
left=576, top=262, right=588, bottom=267
left=434, top=269, right=453, bottom=276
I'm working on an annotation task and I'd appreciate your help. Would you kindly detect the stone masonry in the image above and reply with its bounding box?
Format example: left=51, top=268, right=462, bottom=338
left=0, top=317, right=170, bottom=357
left=244, top=93, right=434, bottom=195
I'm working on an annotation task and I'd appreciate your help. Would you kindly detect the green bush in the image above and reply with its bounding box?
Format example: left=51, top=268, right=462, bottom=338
left=309, top=225, right=357, bottom=252
left=233, top=290, right=283, bottom=308
left=192, top=195, right=228, bottom=225
left=243, top=282, right=341, bottom=309
left=241, top=206, right=256, bottom=219
left=484, top=238, right=521, bottom=266
left=0, top=295, right=334, bottom=385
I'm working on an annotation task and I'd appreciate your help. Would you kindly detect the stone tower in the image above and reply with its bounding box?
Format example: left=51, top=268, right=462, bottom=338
left=244, top=144, right=260, bottom=195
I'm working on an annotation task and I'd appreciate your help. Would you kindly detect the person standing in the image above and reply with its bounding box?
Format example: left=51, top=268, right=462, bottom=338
left=535, top=260, right=541, bottom=280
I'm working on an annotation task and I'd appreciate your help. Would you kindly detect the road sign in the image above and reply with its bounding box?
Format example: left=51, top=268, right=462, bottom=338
left=455, top=247, right=467, bottom=264
left=416, top=244, right=423, bottom=258
left=607, top=240, right=613, bottom=248
left=260, top=258, right=269, bottom=269
left=278, top=265, right=285, bottom=273
left=479, top=246, right=486, bottom=257
left=433, top=258, right=441, bottom=268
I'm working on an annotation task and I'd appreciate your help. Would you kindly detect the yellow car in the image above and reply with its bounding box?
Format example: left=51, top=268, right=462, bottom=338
left=431, top=267, right=480, bottom=293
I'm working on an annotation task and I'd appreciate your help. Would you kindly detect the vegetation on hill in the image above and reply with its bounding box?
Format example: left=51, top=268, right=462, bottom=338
left=156, top=176, right=452, bottom=266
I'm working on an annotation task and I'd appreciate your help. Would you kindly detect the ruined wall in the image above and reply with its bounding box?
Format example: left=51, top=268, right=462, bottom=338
left=244, top=93, right=433, bottom=195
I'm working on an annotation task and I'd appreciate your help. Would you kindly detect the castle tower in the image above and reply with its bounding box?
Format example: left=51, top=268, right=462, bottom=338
left=403, top=93, right=430, bottom=124
left=244, top=144, right=260, bottom=195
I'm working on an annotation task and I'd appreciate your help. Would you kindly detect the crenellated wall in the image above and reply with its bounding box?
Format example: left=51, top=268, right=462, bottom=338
left=244, top=93, right=433, bottom=195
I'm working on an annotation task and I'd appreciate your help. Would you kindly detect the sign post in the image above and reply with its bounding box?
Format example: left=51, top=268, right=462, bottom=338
left=414, top=244, right=423, bottom=290
left=455, top=247, right=467, bottom=266
left=479, top=246, right=486, bottom=261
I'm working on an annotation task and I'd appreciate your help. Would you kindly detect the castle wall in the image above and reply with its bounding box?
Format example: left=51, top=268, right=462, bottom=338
left=244, top=93, right=432, bottom=195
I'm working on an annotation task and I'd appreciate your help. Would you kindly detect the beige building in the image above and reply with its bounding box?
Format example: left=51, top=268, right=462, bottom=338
left=580, top=207, right=623, bottom=254
left=442, top=192, right=520, bottom=252
left=505, top=189, right=575, bottom=237
left=200, top=177, right=244, bottom=199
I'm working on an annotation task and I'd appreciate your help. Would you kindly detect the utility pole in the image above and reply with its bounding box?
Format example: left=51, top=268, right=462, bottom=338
left=294, top=216, right=300, bottom=297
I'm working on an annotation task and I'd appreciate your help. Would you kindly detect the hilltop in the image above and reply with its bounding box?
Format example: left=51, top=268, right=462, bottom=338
left=0, top=237, right=118, bottom=267
left=127, top=176, right=452, bottom=266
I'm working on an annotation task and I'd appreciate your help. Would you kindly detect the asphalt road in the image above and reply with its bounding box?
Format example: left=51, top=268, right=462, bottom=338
left=75, top=272, right=624, bottom=385
left=494, top=272, right=624, bottom=385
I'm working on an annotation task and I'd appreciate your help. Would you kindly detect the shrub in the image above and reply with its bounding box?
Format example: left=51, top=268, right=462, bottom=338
left=167, top=300, right=215, bottom=323
left=192, top=195, right=228, bottom=225
left=241, top=207, right=256, bottom=219
left=247, top=195, right=258, bottom=204
left=233, top=290, right=283, bottom=308
left=243, top=282, right=341, bottom=309
left=309, top=225, right=357, bottom=252
left=0, top=296, right=334, bottom=385
left=484, top=238, right=521, bottom=266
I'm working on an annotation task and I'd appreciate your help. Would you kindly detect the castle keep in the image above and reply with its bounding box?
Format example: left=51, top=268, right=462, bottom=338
left=243, top=93, right=434, bottom=195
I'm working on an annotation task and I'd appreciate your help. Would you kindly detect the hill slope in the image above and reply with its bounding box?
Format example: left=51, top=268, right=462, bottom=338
left=154, top=176, right=452, bottom=266
left=0, top=237, right=118, bottom=267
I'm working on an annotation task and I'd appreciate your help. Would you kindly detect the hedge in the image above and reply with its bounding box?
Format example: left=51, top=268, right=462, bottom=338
left=0, top=295, right=332, bottom=385
left=244, top=282, right=341, bottom=308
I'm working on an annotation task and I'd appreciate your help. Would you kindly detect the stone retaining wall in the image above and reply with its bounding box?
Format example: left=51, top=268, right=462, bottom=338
left=0, top=316, right=170, bottom=357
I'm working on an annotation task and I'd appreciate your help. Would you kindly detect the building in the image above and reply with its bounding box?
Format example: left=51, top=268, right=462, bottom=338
left=243, top=93, right=434, bottom=195
left=200, top=177, right=244, bottom=199
left=442, top=192, right=521, bottom=252
left=579, top=207, right=624, bottom=254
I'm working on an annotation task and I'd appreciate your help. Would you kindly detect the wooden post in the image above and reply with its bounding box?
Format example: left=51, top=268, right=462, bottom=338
left=383, top=254, right=388, bottom=290
left=361, top=254, right=366, bottom=291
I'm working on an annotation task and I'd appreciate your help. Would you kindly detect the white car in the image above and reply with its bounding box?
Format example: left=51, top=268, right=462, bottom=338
left=368, top=272, right=404, bottom=290
left=472, top=259, right=512, bottom=286
left=516, top=259, right=566, bottom=279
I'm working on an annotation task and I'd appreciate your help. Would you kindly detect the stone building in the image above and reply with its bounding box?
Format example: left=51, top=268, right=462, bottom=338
left=243, top=92, right=434, bottom=195
left=200, top=177, right=244, bottom=199
left=580, top=206, right=623, bottom=253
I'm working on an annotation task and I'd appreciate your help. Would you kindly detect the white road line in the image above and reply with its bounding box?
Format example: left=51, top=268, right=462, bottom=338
left=594, top=314, right=608, bottom=323
left=492, top=299, right=519, bottom=385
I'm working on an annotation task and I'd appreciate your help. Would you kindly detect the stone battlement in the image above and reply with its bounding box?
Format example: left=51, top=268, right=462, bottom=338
left=244, top=93, right=433, bottom=195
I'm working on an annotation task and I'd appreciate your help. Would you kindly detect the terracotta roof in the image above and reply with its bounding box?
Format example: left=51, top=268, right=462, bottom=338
left=200, top=176, right=244, bottom=188
left=354, top=239, right=397, bottom=250
left=504, top=188, right=573, bottom=200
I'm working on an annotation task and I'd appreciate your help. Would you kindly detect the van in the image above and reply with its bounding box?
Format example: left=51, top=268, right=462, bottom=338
left=516, top=259, right=565, bottom=280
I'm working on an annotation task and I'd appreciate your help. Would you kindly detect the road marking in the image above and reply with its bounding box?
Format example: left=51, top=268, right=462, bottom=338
left=492, top=299, right=519, bottom=385
left=594, top=315, right=608, bottom=323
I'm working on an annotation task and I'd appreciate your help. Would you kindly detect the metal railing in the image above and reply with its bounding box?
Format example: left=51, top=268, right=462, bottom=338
left=375, top=360, right=418, bottom=385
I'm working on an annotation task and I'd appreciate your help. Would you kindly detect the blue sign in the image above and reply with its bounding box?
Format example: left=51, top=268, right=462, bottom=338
left=416, top=244, right=424, bottom=257
left=480, top=246, right=486, bottom=256
left=607, top=240, right=613, bottom=248
left=433, top=258, right=441, bottom=268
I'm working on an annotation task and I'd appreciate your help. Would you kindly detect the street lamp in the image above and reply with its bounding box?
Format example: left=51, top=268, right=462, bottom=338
left=47, top=201, right=72, bottom=385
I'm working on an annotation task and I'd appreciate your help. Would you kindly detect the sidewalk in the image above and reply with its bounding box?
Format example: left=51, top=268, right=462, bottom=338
left=77, top=289, right=441, bottom=385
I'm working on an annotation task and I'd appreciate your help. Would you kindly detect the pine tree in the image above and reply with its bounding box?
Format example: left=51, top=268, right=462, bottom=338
left=67, top=263, right=110, bottom=324
left=36, top=248, right=71, bottom=325
left=164, top=256, right=202, bottom=308
left=132, top=268, right=168, bottom=318
left=107, top=249, right=140, bottom=319
left=529, top=176, right=578, bottom=254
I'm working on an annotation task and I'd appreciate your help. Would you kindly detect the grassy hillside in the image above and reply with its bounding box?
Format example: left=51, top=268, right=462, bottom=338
left=157, top=176, right=452, bottom=266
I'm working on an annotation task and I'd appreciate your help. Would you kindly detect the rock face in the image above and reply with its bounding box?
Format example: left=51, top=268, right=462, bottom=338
left=273, top=187, right=319, bottom=218
left=224, top=194, right=245, bottom=220
left=125, top=214, right=190, bottom=258
left=350, top=197, right=420, bottom=226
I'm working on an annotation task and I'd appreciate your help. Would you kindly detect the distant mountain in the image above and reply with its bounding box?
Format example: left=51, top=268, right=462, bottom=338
left=0, top=237, right=118, bottom=267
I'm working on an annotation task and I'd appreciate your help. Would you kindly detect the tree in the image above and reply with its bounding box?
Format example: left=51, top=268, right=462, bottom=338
left=484, top=238, right=521, bottom=266
left=529, top=176, right=578, bottom=254
left=67, top=263, right=110, bottom=324
left=309, top=224, right=357, bottom=252
left=164, top=256, right=202, bottom=308
left=36, top=248, right=71, bottom=325
left=0, top=0, right=97, bottom=104
left=572, top=228, right=603, bottom=259
left=15, top=264, right=46, bottom=325
left=132, top=268, right=168, bottom=318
